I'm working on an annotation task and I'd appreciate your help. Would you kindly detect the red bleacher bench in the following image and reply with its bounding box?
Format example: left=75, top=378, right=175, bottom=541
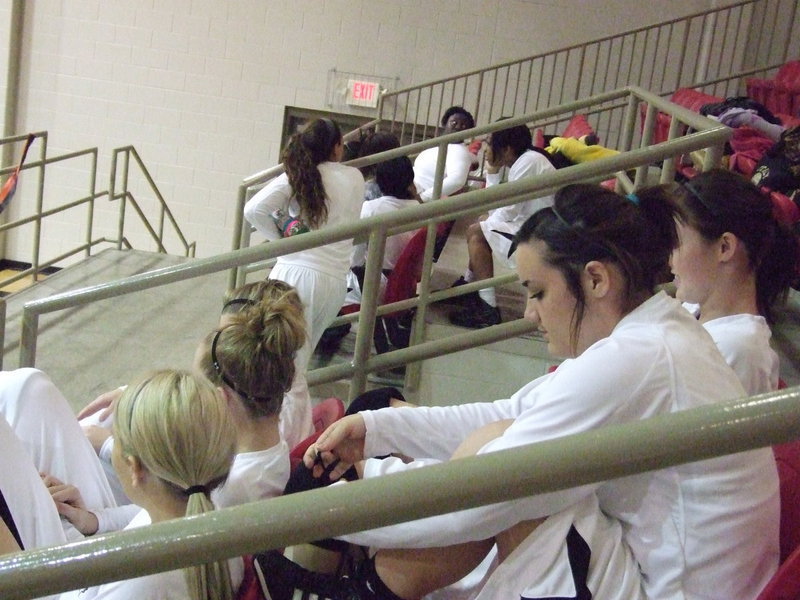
left=747, top=60, right=800, bottom=118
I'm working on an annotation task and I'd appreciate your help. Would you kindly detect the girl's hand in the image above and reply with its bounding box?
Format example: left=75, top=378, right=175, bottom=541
left=303, top=414, right=367, bottom=479
left=41, top=474, right=99, bottom=536
left=77, top=387, right=124, bottom=421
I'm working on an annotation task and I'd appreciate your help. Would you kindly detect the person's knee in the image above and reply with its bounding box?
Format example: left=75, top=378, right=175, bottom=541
left=465, top=223, right=483, bottom=241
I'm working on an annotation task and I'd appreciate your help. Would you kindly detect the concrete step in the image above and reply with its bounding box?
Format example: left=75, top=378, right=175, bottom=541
left=1, top=248, right=229, bottom=413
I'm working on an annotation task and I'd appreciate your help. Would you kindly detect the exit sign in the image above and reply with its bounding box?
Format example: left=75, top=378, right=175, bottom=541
left=347, top=79, right=380, bottom=108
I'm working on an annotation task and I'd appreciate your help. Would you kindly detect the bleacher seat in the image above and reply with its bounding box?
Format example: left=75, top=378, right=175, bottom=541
left=747, top=61, right=800, bottom=118
left=774, top=439, right=800, bottom=563
left=534, top=114, right=596, bottom=149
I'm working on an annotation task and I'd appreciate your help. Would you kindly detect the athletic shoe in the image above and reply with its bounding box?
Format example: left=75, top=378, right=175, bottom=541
left=439, top=276, right=478, bottom=306
left=252, top=550, right=403, bottom=600
left=448, top=298, right=501, bottom=329
left=283, top=462, right=358, bottom=554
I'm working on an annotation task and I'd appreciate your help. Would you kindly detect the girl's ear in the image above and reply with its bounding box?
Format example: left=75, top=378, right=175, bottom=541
left=583, top=260, right=611, bottom=298
left=127, top=455, right=147, bottom=488
left=718, top=232, right=740, bottom=263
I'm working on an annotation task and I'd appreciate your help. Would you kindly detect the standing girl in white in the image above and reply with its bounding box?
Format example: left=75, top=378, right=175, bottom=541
left=244, top=118, right=364, bottom=444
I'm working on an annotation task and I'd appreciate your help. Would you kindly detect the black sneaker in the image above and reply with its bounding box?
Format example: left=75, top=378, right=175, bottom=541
left=448, top=298, right=501, bottom=329
left=283, top=462, right=358, bottom=554
left=253, top=550, right=360, bottom=600
left=440, top=276, right=478, bottom=307
left=253, top=551, right=402, bottom=600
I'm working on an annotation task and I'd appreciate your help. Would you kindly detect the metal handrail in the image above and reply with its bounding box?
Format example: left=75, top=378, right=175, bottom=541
left=0, top=386, right=797, bottom=599
left=0, top=133, right=197, bottom=372
left=376, top=0, right=795, bottom=144
left=109, top=146, right=196, bottom=258
left=0, top=132, right=99, bottom=282
left=20, top=87, right=732, bottom=397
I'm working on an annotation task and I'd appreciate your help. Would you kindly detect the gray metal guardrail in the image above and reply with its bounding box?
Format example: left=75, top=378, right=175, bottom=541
left=19, top=87, right=731, bottom=399
left=376, top=0, right=797, bottom=148
left=0, top=387, right=797, bottom=599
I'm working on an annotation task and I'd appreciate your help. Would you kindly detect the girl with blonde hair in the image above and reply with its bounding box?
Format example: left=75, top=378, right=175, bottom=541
left=61, top=370, right=242, bottom=599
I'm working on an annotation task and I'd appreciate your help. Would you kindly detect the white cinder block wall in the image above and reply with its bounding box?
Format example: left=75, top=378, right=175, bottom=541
left=0, top=0, right=724, bottom=262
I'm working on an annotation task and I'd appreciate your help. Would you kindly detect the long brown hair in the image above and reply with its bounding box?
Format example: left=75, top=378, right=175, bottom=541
left=281, top=118, right=342, bottom=229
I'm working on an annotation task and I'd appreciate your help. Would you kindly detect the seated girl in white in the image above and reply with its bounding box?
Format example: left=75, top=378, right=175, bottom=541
left=58, top=281, right=307, bottom=534
left=60, top=370, right=243, bottom=600
left=413, top=106, right=476, bottom=202
left=0, top=413, right=66, bottom=553
left=345, top=155, right=420, bottom=307
left=197, top=282, right=306, bottom=507
left=450, top=122, right=556, bottom=328
left=294, top=184, right=778, bottom=600
left=661, top=169, right=798, bottom=395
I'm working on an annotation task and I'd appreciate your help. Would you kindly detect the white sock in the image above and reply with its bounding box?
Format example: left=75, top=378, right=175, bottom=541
left=463, top=269, right=475, bottom=283
left=478, top=288, right=496, bottom=307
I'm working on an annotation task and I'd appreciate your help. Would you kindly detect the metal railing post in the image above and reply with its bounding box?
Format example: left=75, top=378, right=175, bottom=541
left=19, top=307, right=38, bottom=367
left=635, top=104, right=656, bottom=188
left=406, top=141, right=448, bottom=390
left=702, top=143, right=725, bottom=171
left=85, top=149, right=98, bottom=258
left=0, top=298, right=5, bottom=371
left=31, top=134, right=47, bottom=282
left=348, top=227, right=388, bottom=398
left=405, top=221, right=438, bottom=392
left=662, top=115, right=682, bottom=182
left=229, top=185, right=249, bottom=291
left=112, top=148, right=131, bottom=251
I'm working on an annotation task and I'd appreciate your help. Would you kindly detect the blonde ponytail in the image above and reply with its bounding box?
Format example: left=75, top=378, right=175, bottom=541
left=115, top=370, right=237, bottom=600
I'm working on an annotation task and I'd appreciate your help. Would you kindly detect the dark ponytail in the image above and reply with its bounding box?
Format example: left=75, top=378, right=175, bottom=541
left=670, top=169, right=798, bottom=323
left=514, top=183, right=679, bottom=350
left=281, top=118, right=342, bottom=229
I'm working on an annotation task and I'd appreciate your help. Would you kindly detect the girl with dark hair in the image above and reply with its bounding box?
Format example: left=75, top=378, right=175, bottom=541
left=245, top=118, right=365, bottom=397
left=657, top=168, right=799, bottom=394
left=350, top=156, right=419, bottom=273
left=219, top=280, right=312, bottom=450
left=413, top=106, right=476, bottom=202
left=450, top=122, right=556, bottom=329
left=278, top=183, right=778, bottom=600
left=358, top=131, right=401, bottom=201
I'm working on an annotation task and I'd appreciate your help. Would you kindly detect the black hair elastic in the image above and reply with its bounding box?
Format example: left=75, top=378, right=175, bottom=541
left=184, top=485, right=208, bottom=496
